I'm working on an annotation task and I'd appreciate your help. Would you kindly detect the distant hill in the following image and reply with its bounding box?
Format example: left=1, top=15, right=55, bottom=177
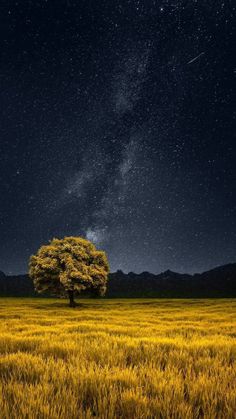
left=0, top=263, right=236, bottom=298
left=108, top=264, right=236, bottom=297
left=0, top=274, right=36, bottom=297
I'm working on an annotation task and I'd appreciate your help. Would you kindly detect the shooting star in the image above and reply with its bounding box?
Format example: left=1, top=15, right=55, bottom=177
left=187, top=52, right=205, bottom=65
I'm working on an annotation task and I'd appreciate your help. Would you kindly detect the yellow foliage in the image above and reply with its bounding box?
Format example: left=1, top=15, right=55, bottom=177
left=29, top=237, right=109, bottom=302
left=0, top=298, right=235, bottom=418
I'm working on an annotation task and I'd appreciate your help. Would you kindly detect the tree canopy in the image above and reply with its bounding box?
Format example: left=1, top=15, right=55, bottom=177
left=29, top=236, right=109, bottom=306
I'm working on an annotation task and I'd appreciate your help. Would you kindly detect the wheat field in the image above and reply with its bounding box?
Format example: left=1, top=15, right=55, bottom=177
left=0, top=298, right=235, bottom=418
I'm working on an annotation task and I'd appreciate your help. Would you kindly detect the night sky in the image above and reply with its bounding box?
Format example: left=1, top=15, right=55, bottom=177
left=0, top=0, right=235, bottom=275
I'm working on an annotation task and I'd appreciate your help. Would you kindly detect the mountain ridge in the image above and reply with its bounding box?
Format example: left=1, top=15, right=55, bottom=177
left=0, top=263, right=235, bottom=298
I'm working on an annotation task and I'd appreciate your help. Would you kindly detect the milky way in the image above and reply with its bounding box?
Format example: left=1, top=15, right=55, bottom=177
left=0, top=0, right=235, bottom=274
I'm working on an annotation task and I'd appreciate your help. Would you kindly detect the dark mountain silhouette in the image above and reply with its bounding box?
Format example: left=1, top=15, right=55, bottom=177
left=0, top=263, right=236, bottom=298
left=0, top=274, right=36, bottom=297
left=108, top=264, right=236, bottom=297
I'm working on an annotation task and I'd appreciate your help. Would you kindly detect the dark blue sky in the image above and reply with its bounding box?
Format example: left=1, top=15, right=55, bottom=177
left=0, top=0, right=235, bottom=275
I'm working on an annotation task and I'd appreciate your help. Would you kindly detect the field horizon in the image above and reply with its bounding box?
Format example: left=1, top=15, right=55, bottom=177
left=1, top=261, right=236, bottom=299
left=0, top=298, right=236, bottom=418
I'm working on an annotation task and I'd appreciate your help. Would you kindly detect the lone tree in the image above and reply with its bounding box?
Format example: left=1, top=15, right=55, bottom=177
left=29, top=236, right=109, bottom=307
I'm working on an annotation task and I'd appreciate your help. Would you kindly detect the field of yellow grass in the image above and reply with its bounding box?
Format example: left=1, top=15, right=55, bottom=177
left=0, top=298, right=235, bottom=418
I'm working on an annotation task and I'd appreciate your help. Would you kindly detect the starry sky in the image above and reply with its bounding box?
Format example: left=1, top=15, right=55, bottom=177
left=0, top=0, right=235, bottom=275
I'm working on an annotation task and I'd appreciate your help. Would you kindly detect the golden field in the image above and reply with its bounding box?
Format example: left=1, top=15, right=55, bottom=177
left=0, top=298, right=236, bottom=419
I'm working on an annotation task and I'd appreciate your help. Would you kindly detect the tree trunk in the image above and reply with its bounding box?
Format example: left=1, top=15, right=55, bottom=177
left=68, top=290, right=76, bottom=307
